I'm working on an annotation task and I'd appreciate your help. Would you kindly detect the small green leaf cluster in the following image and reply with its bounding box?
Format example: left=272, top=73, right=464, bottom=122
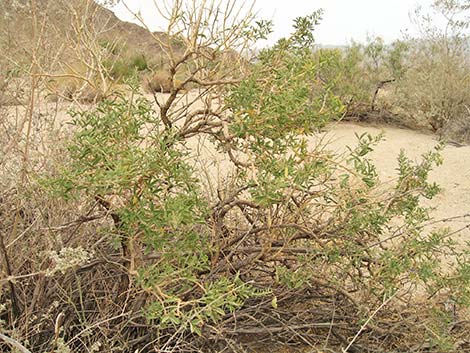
left=228, top=11, right=344, bottom=153
left=144, top=275, right=264, bottom=335
left=103, top=54, right=150, bottom=82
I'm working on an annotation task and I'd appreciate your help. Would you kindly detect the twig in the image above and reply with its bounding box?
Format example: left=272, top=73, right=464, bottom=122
left=342, top=293, right=396, bottom=352
left=0, top=333, right=32, bottom=353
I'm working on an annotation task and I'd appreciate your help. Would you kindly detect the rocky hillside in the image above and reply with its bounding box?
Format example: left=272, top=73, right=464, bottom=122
left=0, top=0, right=184, bottom=70
left=0, top=0, right=189, bottom=103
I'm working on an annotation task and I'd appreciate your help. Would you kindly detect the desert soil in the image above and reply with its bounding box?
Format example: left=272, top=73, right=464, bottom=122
left=324, top=121, right=470, bottom=244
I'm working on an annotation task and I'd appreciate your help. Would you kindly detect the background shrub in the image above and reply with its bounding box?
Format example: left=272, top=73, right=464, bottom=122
left=317, top=1, right=470, bottom=142
left=144, top=70, right=173, bottom=93
left=104, top=54, right=150, bottom=81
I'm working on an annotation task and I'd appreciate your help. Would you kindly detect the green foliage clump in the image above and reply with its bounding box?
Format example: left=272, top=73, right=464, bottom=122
left=104, top=54, right=150, bottom=81
left=46, top=92, right=263, bottom=334
left=314, top=1, right=470, bottom=142
left=313, top=36, right=409, bottom=115
left=228, top=10, right=343, bottom=151
left=37, top=8, right=470, bottom=353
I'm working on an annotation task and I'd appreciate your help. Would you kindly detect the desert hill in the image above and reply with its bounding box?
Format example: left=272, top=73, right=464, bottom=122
left=0, top=0, right=182, bottom=62
left=0, top=0, right=189, bottom=102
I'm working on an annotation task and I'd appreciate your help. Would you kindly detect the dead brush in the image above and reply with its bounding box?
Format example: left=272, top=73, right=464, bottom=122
left=46, top=75, right=115, bottom=104
left=143, top=70, right=175, bottom=94
left=143, top=70, right=182, bottom=93
left=440, top=105, right=470, bottom=144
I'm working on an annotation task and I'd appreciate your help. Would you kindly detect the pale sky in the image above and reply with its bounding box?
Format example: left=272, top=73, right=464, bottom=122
left=110, top=0, right=437, bottom=46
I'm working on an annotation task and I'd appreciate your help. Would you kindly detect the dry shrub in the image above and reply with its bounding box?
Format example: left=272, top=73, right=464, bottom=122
left=143, top=70, right=173, bottom=93
left=0, top=75, right=9, bottom=106
left=0, top=185, right=135, bottom=352
left=441, top=109, right=470, bottom=144
left=0, top=74, right=6, bottom=92
left=375, top=2, right=470, bottom=142
left=0, top=93, right=123, bottom=352
left=46, top=74, right=118, bottom=104
left=388, top=35, right=470, bottom=137
left=47, top=81, right=103, bottom=104
left=0, top=76, right=25, bottom=106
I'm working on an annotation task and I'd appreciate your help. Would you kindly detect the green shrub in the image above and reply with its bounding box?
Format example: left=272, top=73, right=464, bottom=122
left=129, top=54, right=148, bottom=71
left=312, top=37, right=407, bottom=116
left=104, top=54, right=149, bottom=82
left=322, top=1, right=470, bottom=141
left=43, top=11, right=470, bottom=352
left=313, top=45, right=372, bottom=114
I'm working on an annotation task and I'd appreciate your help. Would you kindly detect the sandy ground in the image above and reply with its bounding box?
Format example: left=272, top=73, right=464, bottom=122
left=323, top=121, right=470, bottom=244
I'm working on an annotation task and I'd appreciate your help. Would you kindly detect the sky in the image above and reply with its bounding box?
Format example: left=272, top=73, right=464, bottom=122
left=110, top=0, right=437, bottom=46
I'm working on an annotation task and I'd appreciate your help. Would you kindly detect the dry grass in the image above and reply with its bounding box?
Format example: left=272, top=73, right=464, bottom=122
left=143, top=70, right=174, bottom=94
